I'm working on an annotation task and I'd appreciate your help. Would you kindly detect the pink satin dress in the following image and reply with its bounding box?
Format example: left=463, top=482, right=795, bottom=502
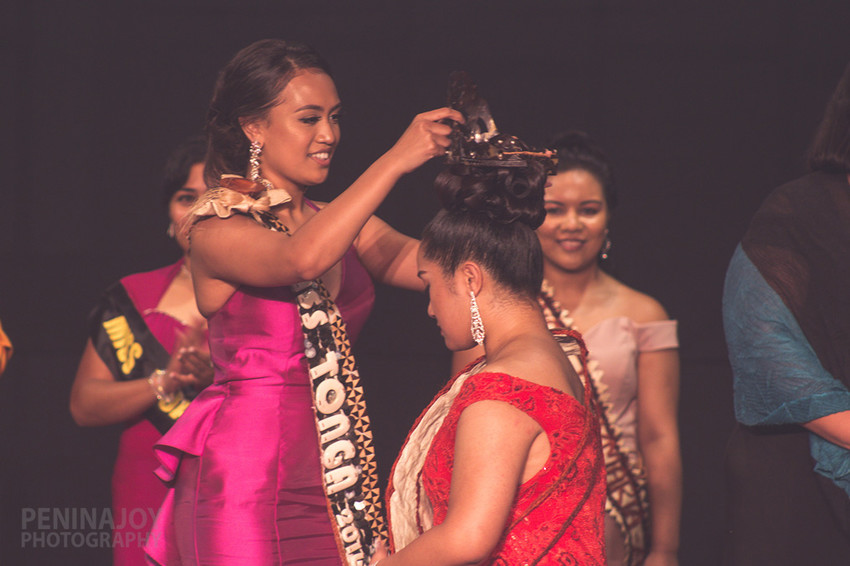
left=145, top=247, right=374, bottom=565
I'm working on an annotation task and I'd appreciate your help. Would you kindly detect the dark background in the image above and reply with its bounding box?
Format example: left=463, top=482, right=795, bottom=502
left=2, top=1, right=849, bottom=564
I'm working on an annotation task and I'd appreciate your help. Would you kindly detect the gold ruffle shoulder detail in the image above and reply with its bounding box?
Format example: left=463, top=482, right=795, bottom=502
left=181, top=175, right=292, bottom=235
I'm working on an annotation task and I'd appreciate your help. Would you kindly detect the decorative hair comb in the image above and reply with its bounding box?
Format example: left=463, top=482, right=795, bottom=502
left=443, top=71, right=558, bottom=174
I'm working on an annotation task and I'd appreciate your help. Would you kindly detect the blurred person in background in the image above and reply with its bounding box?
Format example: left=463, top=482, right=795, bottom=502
left=0, top=318, right=11, bottom=376
left=723, top=62, right=850, bottom=565
left=70, top=135, right=212, bottom=566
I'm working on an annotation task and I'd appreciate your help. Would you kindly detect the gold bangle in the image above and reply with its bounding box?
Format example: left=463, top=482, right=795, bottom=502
left=147, top=369, right=175, bottom=403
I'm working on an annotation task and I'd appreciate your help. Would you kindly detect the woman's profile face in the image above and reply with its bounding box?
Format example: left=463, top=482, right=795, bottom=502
left=169, top=161, right=207, bottom=253
left=247, top=70, right=341, bottom=192
left=417, top=252, right=476, bottom=352
left=536, top=168, right=609, bottom=274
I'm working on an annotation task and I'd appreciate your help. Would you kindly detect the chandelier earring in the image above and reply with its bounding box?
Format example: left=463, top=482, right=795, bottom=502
left=600, top=235, right=612, bottom=261
left=469, top=291, right=485, bottom=346
left=166, top=223, right=175, bottom=238
left=249, top=140, right=275, bottom=191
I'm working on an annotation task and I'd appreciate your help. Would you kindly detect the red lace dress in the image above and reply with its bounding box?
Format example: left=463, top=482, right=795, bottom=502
left=421, top=372, right=607, bottom=565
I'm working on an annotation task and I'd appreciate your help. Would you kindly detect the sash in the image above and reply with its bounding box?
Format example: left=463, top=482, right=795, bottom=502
left=88, top=282, right=194, bottom=434
left=386, top=358, right=484, bottom=551
left=256, top=210, right=385, bottom=566
left=185, top=179, right=385, bottom=566
left=538, top=281, right=651, bottom=566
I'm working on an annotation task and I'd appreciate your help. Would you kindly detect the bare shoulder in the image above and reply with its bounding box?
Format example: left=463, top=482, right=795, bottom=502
left=189, top=214, right=283, bottom=281
left=193, top=214, right=285, bottom=252
left=191, top=214, right=257, bottom=242
left=457, top=398, right=542, bottom=438
left=484, top=334, right=582, bottom=399
left=604, top=274, right=671, bottom=324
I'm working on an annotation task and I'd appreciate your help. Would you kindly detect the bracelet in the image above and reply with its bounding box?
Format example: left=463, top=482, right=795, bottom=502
left=147, top=369, right=175, bottom=403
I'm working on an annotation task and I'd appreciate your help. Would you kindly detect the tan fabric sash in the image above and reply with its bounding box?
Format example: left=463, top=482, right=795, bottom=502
left=539, top=280, right=650, bottom=565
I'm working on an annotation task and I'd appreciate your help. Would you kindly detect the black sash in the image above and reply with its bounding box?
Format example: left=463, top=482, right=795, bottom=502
left=88, top=282, right=193, bottom=433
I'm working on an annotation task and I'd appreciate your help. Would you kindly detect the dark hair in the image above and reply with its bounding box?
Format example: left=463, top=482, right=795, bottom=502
left=421, top=162, right=547, bottom=299
left=161, top=134, right=207, bottom=208
left=807, top=62, right=850, bottom=174
left=205, top=39, right=332, bottom=184
left=547, top=130, right=617, bottom=210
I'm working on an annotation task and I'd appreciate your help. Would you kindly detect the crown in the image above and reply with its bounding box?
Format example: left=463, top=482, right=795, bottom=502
left=443, top=71, right=558, bottom=174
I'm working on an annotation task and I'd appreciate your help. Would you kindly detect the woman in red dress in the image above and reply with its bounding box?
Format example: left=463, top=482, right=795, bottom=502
left=380, top=162, right=607, bottom=565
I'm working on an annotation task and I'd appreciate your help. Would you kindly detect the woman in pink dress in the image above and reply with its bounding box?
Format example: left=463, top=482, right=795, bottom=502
left=144, top=39, right=462, bottom=565
left=70, top=136, right=213, bottom=566
left=455, top=131, right=681, bottom=566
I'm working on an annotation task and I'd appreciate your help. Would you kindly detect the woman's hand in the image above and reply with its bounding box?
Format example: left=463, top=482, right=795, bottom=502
left=164, top=323, right=213, bottom=393
left=176, top=347, right=214, bottom=389
left=383, top=108, right=464, bottom=175
left=368, top=539, right=388, bottom=566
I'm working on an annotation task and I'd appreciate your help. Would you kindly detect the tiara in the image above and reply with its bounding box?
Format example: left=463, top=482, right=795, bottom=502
left=443, top=71, right=558, bottom=174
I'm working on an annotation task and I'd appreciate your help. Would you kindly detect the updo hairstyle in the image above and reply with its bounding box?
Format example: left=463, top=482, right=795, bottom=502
left=205, top=39, right=332, bottom=185
left=421, top=161, right=547, bottom=299
left=548, top=130, right=616, bottom=211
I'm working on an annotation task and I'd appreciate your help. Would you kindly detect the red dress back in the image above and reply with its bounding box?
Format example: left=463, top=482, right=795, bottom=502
left=421, top=372, right=606, bottom=565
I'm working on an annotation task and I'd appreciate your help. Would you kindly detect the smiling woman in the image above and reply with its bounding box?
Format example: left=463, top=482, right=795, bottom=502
left=537, top=168, right=610, bottom=272
left=535, top=132, right=681, bottom=566
left=142, top=39, right=463, bottom=566
left=240, top=71, right=341, bottom=191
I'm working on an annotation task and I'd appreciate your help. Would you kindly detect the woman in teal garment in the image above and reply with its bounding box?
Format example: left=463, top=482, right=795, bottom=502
left=722, top=62, right=850, bottom=565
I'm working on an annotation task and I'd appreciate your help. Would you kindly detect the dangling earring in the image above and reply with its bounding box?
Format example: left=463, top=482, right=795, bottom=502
left=249, top=140, right=275, bottom=191
left=469, top=291, right=485, bottom=346
left=166, top=223, right=175, bottom=238
left=600, top=235, right=612, bottom=261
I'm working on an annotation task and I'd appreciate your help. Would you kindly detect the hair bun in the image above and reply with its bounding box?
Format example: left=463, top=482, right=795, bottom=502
left=434, top=161, right=546, bottom=229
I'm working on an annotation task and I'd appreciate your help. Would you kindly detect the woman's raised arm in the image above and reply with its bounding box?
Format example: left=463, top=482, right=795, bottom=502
left=195, top=108, right=462, bottom=290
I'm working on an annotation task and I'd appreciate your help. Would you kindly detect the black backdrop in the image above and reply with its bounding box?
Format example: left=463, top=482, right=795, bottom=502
left=2, top=2, right=849, bottom=564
